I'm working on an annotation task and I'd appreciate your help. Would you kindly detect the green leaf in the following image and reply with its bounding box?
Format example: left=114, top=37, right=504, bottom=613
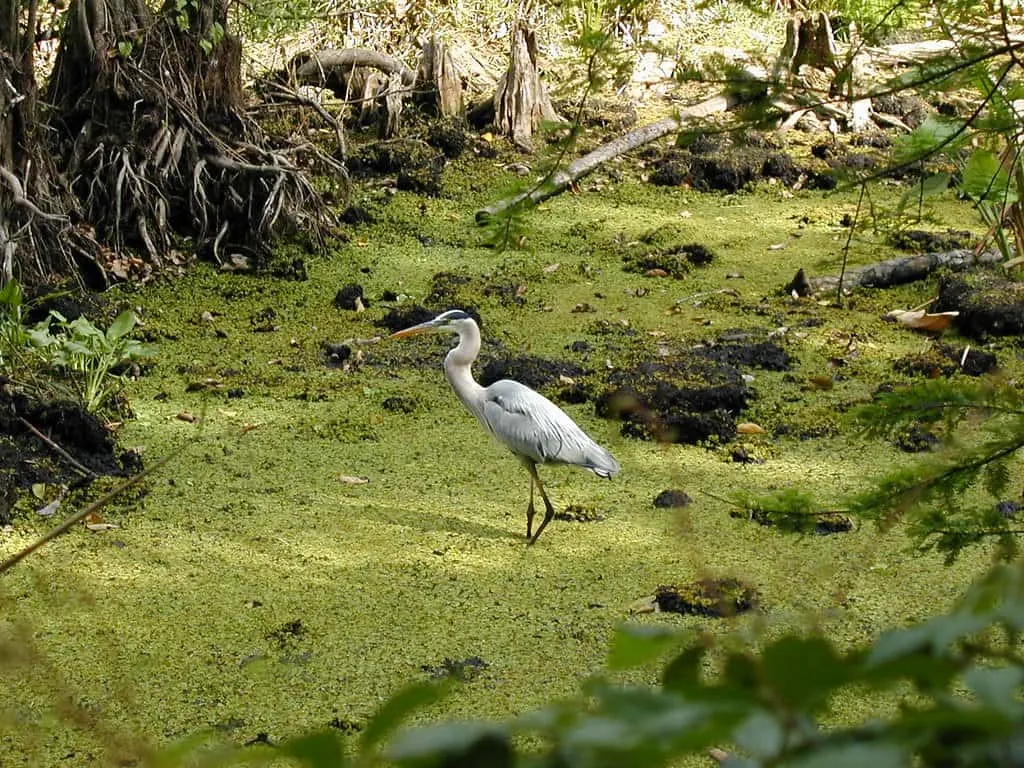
left=892, top=116, right=965, bottom=164
left=278, top=730, right=347, bottom=767
left=733, top=710, right=784, bottom=759
left=784, top=741, right=907, bottom=768
left=607, top=623, right=684, bottom=671
left=918, top=172, right=951, bottom=197
left=760, top=637, right=849, bottom=710
left=961, top=150, right=1017, bottom=203
left=0, top=280, right=23, bottom=310
left=661, top=644, right=707, bottom=693
left=386, top=721, right=511, bottom=766
left=358, top=679, right=451, bottom=754
left=106, top=311, right=138, bottom=341
left=963, top=665, right=1024, bottom=716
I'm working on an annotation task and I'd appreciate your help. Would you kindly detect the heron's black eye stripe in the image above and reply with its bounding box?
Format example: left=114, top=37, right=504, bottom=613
left=440, top=310, right=470, bottom=321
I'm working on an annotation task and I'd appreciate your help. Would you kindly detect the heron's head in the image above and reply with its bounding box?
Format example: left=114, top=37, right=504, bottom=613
left=390, top=309, right=477, bottom=339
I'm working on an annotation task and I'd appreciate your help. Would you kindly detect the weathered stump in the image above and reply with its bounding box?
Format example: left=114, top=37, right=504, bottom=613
left=494, top=21, right=562, bottom=151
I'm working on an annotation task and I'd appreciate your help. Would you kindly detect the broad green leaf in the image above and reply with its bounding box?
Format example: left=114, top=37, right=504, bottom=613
left=359, top=679, right=451, bottom=754
left=0, top=280, right=23, bottom=310
left=733, top=710, right=784, bottom=759
left=963, top=665, right=1024, bottom=716
left=893, top=116, right=964, bottom=164
left=278, top=729, right=347, bottom=767
left=919, top=172, right=951, bottom=197
left=607, top=623, right=684, bottom=671
left=106, top=311, right=138, bottom=341
left=661, top=645, right=707, bottom=693
left=961, top=150, right=1017, bottom=203
left=385, top=721, right=510, bottom=766
left=783, top=741, right=907, bottom=768
left=761, top=636, right=849, bottom=710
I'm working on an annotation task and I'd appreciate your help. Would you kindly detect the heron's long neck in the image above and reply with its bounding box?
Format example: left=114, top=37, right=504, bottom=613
left=444, top=324, right=486, bottom=421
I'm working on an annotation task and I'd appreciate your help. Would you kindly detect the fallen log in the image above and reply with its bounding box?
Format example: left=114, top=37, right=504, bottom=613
left=789, top=248, right=1004, bottom=296
left=292, top=49, right=417, bottom=90
left=476, top=89, right=751, bottom=223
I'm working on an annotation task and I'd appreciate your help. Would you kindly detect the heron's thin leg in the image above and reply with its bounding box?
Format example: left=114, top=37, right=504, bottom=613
left=526, top=474, right=536, bottom=540
left=527, top=466, right=556, bottom=546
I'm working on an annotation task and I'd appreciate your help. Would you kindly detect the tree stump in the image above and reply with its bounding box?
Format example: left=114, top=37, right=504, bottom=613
left=494, top=20, right=562, bottom=151
left=416, top=36, right=464, bottom=118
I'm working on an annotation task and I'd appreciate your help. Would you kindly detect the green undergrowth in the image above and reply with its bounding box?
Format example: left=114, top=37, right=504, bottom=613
left=0, top=141, right=1001, bottom=765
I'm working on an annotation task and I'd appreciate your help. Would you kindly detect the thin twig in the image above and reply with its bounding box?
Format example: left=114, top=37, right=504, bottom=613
left=837, top=182, right=866, bottom=306
left=17, top=417, right=97, bottom=479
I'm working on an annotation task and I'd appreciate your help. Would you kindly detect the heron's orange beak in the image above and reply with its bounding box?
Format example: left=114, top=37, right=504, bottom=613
left=390, top=320, right=436, bottom=339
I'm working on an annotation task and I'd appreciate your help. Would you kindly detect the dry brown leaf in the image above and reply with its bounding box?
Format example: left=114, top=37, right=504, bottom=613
left=241, top=423, right=262, bottom=434
left=645, top=268, right=669, bottom=277
left=176, top=411, right=198, bottom=423
left=340, top=475, right=369, bottom=485
left=886, top=308, right=959, bottom=332
left=737, top=422, right=767, bottom=435
left=543, top=263, right=561, bottom=273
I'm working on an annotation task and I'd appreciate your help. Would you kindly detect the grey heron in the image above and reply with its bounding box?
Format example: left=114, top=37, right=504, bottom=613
left=391, top=309, right=620, bottom=545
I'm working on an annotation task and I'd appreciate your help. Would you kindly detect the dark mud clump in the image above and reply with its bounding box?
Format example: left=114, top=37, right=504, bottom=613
left=266, top=619, right=306, bottom=648
left=554, top=503, right=605, bottom=523
left=321, top=342, right=352, bottom=368
left=0, top=392, right=143, bottom=521
left=421, top=656, right=488, bottom=681
left=381, top=396, right=417, bottom=414
left=655, top=577, right=760, bottom=618
left=333, top=283, right=367, bottom=311
left=872, top=92, right=931, bottom=128
left=596, top=355, right=751, bottom=444
left=375, top=305, right=437, bottom=334
left=653, top=490, right=691, bottom=508
left=624, top=243, right=716, bottom=278
left=478, top=356, right=587, bottom=400
left=0, top=393, right=137, bottom=482
left=889, top=229, right=974, bottom=253
left=894, top=342, right=997, bottom=378
left=348, top=139, right=445, bottom=196
left=692, top=335, right=791, bottom=371
left=425, top=117, right=469, bottom=159
left=732, top=506, right=854, bottom=535
left=893, top=424, right=941, bottom=453
left=648, top=147, right=829, bottom=192
left=340, top=205, right=376, bottom=226
left=934, top=273, right=1024, bottom=338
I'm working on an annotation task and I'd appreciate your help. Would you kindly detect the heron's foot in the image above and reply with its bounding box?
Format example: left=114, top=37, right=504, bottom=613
left=528, top=499, right=556, bottom=546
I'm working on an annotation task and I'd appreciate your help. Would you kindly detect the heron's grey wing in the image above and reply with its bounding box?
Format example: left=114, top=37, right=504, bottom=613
left=481, top=380, right=620, bottom=477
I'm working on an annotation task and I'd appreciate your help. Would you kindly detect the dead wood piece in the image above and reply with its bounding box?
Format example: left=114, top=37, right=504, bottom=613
left=494, top=20, right=563, bottom=151
left=796, top=249, right=1004, bottom=296
left=476, top=89, right=749, bottom=223
left=417, top=37, right=464, bottom=118
left=293, top=49, right=416, bottom=90
left=379, top=72, right=404, bottom=139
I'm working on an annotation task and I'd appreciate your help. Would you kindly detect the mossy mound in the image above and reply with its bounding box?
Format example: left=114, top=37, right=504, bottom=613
left=894, top=342, right=997, bottom=378
left=731, top=507, right=854, bottom=536
left=655, top=577, right=760, bottom=618
left=648, top=147, right=826, bottom=192
left=348, top=139, right=445, bottom=196
left=889, top=229, right=974, bottom=253
left=596, top=355, right=750, bottom=444
left=935, top=274, right=1024, bottom=338
left=554, top=503, right=605, bottom=523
